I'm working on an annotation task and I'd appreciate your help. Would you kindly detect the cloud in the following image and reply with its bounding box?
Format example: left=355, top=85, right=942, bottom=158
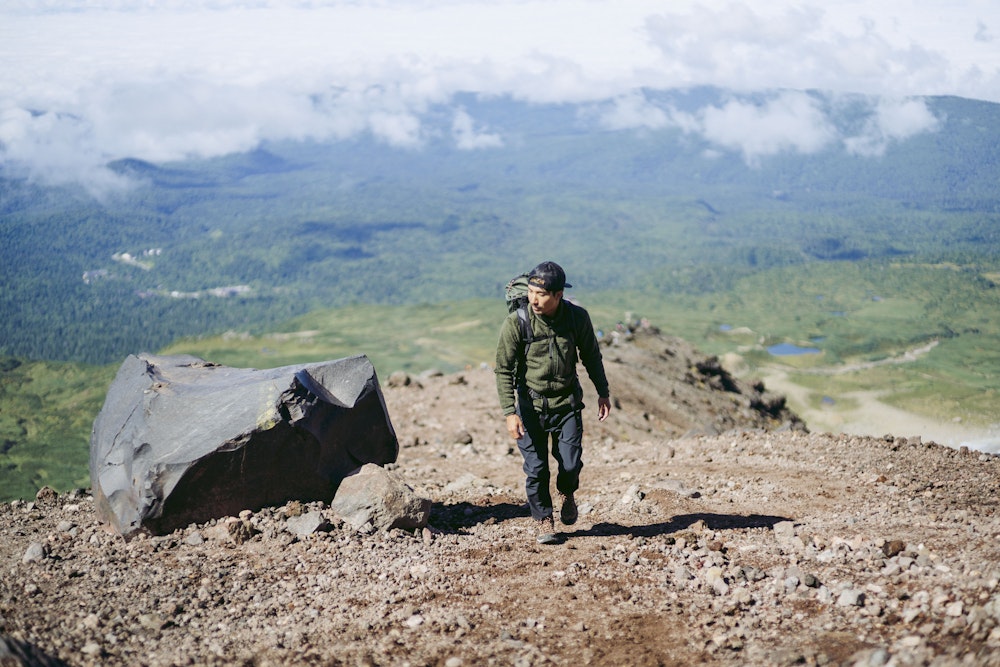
left=0, top=78, right=435, bottom=193
left=844, top=97, right=941, bottom=156
left=596, top=92, right=672, bottom=131
left=643, top=4, right=829, bottom=91
left=592, top=89, right=942, bottom=165
left=0, top=106, right=135, bottom=196
left=697, top=93, right=837, bottom=164
left=593, top=90, right=836, bottom=163
left=0, top=1, right=996, bottom=190
left=975, top=21, right=994, bottom=43
left=451, top=108, right=503, bottom=150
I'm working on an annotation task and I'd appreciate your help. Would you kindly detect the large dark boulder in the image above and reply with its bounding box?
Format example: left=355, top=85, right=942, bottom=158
left=89, top=353, right=398, bottom=537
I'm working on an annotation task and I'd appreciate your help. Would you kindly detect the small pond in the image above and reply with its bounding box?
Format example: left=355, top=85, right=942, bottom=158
left=768, top=343, right=822, bottom=356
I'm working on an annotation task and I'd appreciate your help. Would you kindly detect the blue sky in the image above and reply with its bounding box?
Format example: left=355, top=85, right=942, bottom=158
left=1, top=0, right=997, bottom=192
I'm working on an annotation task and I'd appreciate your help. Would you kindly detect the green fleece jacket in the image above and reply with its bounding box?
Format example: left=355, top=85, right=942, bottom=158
left=495, top=299, right=609, bottom=416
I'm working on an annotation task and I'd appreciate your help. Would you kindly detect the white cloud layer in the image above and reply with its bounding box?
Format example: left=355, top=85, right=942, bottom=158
left=692, top=93, right=838, bottom=165
left=0, top=0, right=997, bottom=191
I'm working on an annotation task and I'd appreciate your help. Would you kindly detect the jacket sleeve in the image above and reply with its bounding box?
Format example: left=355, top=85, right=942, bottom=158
left=494, top=313, right=521, bottom=416
left=575, top=307, right=610, bottom=398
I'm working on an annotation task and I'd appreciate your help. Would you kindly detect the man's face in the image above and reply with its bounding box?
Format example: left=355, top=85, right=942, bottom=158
left=528, top=284, right=562, bottom=317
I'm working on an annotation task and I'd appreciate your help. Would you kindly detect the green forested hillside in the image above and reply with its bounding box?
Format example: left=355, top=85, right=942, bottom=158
left=0, top=358, right=114, bottom=501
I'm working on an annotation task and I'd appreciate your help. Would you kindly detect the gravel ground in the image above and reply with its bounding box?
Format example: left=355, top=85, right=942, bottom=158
left=3, top=331, right=1000, bottom=666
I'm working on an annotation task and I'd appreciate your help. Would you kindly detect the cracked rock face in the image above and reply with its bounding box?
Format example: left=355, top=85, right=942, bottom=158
left=89, top=353, right=398, bottom=537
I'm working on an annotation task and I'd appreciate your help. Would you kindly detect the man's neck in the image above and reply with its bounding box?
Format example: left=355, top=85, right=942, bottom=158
left=537, top=300, right=562, bottom=321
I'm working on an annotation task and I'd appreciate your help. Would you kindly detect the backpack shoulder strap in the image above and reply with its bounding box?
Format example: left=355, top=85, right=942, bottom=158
left=516, top=306, right=534, bottom=345
left=565, top=301, right=577, bottom=347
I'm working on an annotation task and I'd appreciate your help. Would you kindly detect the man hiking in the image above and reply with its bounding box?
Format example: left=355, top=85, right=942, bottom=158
left=495, top=261, right=611, bottom=544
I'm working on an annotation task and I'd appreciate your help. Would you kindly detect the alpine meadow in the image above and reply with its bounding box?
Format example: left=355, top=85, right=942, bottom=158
left=1, top=89, right=999, bottom=501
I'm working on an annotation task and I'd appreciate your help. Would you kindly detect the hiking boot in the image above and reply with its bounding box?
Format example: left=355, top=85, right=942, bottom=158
left=559, top=493, right=578, bottom=526
left=535, top=516, right=559, bottom=545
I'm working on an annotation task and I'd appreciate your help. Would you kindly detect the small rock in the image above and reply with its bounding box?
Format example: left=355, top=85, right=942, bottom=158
left=768, top=647, right=806, bottom=666
left=35, top=486, right=58, bottom=502
left=453, top=430, right=474, bottom=445
left=285, top=511, right=332, bottom=536
left=849, top=647, right=890, bottom=666
left=443, top=473, right=483, bottom=494
left=652, top=478, right=699, bottom=498
left=945, top=601, right=964, bottom=617
left=55, top=520, right=75, bottom=533
left=837, top=589, right=866, bottom=607
left=773, top=521, right=796, bottom=542
left=204, top=517, right=259, bottom=544
left=620, top=484, right=644, bottom=505
left=732, top=588, right=753, bottom=607
left=386, top=371, right=412, bottom=388
left=705, top=567, right=729, bottom=595
left=138, top=613, right=165, bottom=631
left=22, top=542, right=48, bottom=564
left=231, top=519, right=258, bottom=544
left=282, top=500, right=304, bottom=517
left=882, top=539, right=905, bottom=557
left=184, top=531, right=205, bottom=546
left=331, top=464, right=432, bottom=531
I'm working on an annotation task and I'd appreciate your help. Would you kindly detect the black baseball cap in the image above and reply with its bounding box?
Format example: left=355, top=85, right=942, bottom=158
left=527, top=261, right=572, bottom=292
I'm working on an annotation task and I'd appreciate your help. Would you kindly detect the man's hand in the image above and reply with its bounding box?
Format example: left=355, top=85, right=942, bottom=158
left=597, top=396, right=612, bottom=422
left=506, top=414, right=526, bottom=439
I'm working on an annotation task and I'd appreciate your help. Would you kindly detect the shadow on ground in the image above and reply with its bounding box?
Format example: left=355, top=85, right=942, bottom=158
left=0, top=635, right=69, bottom=667
left=431, top=500, right=790, bottom=539
left=566, top=512, right=792, bottom=539
left=430, top=501, right=529, bottom=531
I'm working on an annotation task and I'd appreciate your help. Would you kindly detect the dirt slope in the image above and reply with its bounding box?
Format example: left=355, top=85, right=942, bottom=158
left=2, top=330, right=1000, bottom=666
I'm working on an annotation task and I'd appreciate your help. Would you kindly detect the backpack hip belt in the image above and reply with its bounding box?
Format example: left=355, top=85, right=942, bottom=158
left=519, top=378, right=581, bottom=412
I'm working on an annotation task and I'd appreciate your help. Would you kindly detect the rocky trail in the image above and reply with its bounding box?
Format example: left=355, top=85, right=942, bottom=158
left=2, top=329, right=1000, bottom=666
